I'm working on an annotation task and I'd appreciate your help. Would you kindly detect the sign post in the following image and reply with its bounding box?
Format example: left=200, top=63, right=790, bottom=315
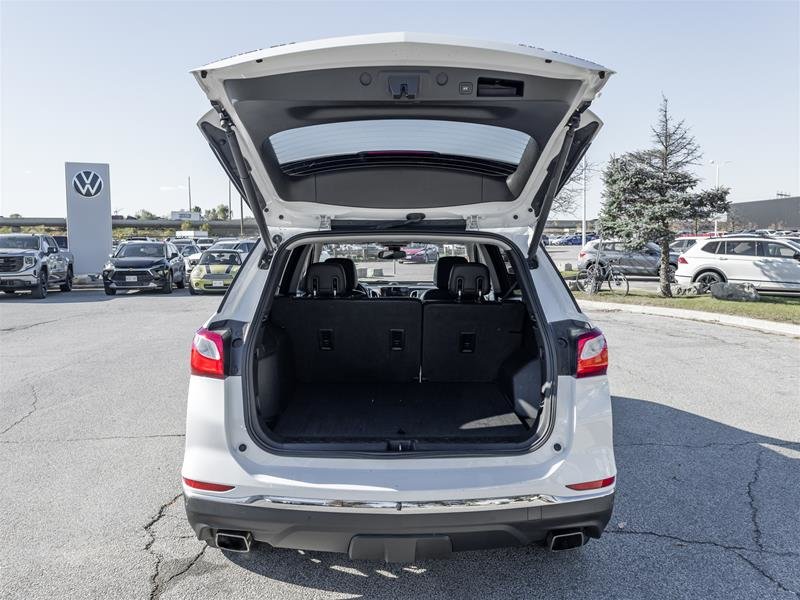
left=65, top=162, right=112, bottom=275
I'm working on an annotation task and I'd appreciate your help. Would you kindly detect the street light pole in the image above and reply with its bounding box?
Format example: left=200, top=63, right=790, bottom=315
left=709, top=160, right=732, bottom=235
left=240, top=195, right=244, bottom=236
left=228, top=180, right=232, bottom=221
left=581, top=155, right=588, bottom=248
left=187, top=176, right=192, bottom=211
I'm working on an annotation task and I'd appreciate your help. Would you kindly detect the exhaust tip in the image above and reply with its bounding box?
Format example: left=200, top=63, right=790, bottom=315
left=547, top=530, right=586, bottom=552
left=215, top=530, right=253, bottom=553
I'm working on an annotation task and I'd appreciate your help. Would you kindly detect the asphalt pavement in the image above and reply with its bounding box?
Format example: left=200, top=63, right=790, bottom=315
left=1, top=289, right=798, bottom=599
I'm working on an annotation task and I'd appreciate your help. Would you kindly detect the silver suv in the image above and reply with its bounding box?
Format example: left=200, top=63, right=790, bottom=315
left=577, top=239, right=679, bottom=277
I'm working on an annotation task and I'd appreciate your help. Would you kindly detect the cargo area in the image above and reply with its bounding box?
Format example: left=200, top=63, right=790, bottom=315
left=247, top=245, right=549, bottom=451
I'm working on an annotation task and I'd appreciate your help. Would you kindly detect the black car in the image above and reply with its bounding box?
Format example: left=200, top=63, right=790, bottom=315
left=102, top=241, right=186, bottom=295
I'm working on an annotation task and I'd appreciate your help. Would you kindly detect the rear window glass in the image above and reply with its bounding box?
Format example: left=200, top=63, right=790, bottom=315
left=270, top=120, right=530, bottom=165
left=318, top=242, right=468, bottom=283
left=701, top=241, right=720, bottom=253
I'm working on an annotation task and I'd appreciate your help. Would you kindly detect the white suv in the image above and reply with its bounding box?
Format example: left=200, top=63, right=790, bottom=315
left=182, top=33, right=616, bottom=561
left=675, top=236, right=800, bottom=292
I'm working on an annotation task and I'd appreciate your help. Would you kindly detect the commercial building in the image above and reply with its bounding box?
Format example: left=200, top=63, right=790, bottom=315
left=728, top=196, right=800, bottom=230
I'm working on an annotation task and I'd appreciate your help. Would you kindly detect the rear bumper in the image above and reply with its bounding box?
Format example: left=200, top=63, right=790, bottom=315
left=185, top=490, right=614, bottom=560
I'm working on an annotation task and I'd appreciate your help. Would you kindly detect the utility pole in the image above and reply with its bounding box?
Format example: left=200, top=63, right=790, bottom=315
left=581, top=155, right=588, bottom=248
left=228, top=180, right=232, bottom=220
left=187, top=176, right=192, bottom=211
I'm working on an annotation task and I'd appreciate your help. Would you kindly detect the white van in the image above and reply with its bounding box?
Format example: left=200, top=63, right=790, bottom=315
left=182, top=33, right=616, bottom=561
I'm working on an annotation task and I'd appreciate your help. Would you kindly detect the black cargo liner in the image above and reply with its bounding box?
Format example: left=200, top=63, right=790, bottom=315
left=272, top=382, right=529, bottom=442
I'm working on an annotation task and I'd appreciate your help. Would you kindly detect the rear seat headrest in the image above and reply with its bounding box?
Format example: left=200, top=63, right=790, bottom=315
left=325, top=257, right=358, bottom=291
left=433, top=256, right=468, bottom=290
left=305, top=262, right=347, bottom=297
left=448, top=262, right=491, bottom=299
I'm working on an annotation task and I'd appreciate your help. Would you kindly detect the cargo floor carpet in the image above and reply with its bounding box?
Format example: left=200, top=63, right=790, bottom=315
left=272, top=382, right=529, bottom=441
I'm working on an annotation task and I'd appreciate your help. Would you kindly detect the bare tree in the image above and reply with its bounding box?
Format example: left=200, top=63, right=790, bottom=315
left=552, top=159, right=599, bottom=216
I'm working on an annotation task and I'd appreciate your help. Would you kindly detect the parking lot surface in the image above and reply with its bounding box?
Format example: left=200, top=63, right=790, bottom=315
left=1, top=290, right=798, bottom=599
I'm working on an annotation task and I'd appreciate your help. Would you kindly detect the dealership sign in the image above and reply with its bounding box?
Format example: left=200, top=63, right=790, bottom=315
left=65, top=162, right=112, bottom=275
left=72, top=170, right=104, bottom=197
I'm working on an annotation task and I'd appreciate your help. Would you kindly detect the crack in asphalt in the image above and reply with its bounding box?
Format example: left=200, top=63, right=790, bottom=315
left=0, top=384, right=40, bottom=436
left=154, top=545, right=208, bottom=598
left=0, top=318, right=61, bottom=333
left=0, top=433, right=185, bottom=444
left=607, top=530, right=799, bottom=596
left=143, top=492, right=182, bottom=600
left=732, top=550, right=800, bottom=599
left=747, top=446, right=765, bottom=551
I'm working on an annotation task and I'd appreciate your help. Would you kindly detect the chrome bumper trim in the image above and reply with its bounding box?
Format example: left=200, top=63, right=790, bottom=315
left=193, top=489, right=615, bottom=514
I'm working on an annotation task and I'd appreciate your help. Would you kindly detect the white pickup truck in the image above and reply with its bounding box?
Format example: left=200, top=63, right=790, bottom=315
left=0, top=234, right=74, bottom=298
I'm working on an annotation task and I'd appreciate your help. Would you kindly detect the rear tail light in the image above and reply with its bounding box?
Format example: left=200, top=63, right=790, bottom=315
left=576, top=329, right=608, bottom=378
left=182, top=477, right=234, bottom=492
left=190, top=328, right=225, bottom=378
left=678, top=256, right=688, bottom=264
left=578, top=251, right=586, bottom=258
left=566, top=476, right=615, bottom=491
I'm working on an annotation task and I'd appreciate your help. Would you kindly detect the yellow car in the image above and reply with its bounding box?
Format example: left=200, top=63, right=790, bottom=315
left=189, top=250, right=243, bottom=294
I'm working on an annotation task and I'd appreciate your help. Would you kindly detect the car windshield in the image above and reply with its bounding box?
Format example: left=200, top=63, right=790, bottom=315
left=210, top=241, right=238, bottom=250
left=0, top=236, right=40, bottom=250
left=114, top=243, right=165, bottom=258
left=180, top=245, right=200, bottom=256
left=320, top=242, right=468, bottom=283
left=199, top=251, right=241, bottom=266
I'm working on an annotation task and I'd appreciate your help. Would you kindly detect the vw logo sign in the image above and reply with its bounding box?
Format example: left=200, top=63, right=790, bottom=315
left=72, top=170, right=104, bottom=198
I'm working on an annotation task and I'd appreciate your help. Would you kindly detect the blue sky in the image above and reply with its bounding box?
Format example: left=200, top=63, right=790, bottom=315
left=1, top=0, right=798, bottom=219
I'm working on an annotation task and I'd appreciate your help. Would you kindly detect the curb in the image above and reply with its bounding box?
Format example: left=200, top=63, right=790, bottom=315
left=579, top=300, right=800, bottom=338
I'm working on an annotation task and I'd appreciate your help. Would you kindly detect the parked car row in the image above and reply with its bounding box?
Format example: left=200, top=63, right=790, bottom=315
left=103, top=237, right=258, bottom=296
left=548, top=233, right=599, bottom=246
left=574, top=233, right=800, bottom=292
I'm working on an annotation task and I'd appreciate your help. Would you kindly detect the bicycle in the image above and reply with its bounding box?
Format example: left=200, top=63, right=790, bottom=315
left=575, top=259, right=629, bottom=296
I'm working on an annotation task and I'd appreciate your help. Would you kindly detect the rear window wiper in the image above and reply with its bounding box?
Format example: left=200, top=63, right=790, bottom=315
left=382, top=212, right=426, bottom=229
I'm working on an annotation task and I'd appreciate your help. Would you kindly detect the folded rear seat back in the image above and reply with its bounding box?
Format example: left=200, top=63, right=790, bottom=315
left=422, top=263, right=527, bottom=382
left=270, top=296, right=422, bottom=383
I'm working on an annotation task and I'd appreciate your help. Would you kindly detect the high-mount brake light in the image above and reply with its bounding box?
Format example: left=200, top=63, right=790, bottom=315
left=190, top=328, right=225, bottom=378
left=576, top=329, right=608, bottom=378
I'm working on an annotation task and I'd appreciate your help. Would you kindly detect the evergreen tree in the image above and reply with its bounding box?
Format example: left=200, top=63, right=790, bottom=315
left=599, top=96, right=730, bottom=296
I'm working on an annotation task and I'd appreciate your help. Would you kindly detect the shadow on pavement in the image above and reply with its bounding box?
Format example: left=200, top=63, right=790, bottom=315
left=0, top=288, right=201, bottom=304
left=219, top=396, right=799, bottom=598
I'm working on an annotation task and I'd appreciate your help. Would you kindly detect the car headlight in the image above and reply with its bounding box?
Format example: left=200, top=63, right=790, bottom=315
left=23, top=256, right=36, bottom=267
